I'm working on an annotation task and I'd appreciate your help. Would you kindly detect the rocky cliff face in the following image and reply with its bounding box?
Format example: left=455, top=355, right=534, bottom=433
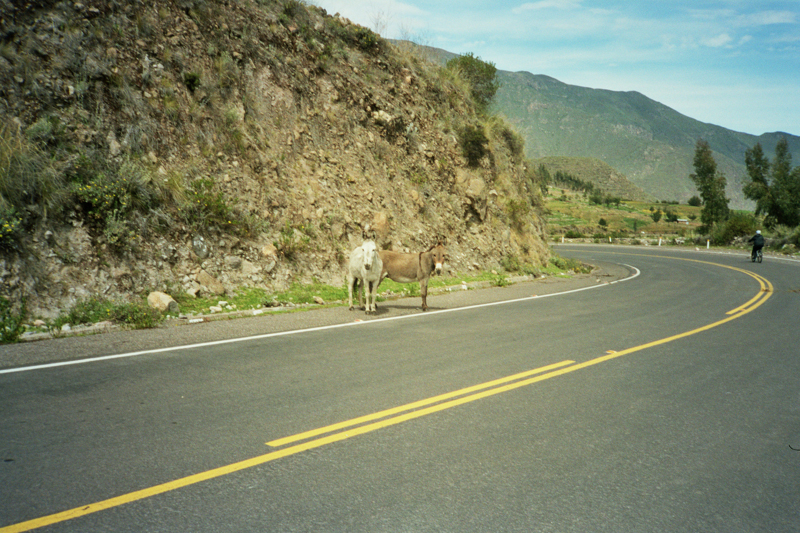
left=0, top=0, right=547, bottom=319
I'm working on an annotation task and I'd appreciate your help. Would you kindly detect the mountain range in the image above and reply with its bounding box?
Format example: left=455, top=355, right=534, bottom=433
left=494, top=70, right=800, bottom=209
left=407, top=42, right=800, bottom=210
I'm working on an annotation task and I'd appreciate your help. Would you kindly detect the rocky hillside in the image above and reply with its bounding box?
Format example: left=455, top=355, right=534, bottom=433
left=0, top=0, right=547, bottom=319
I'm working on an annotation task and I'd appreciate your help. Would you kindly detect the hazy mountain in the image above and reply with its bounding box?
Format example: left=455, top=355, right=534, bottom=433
left=493, top=70, right=800, bottom=209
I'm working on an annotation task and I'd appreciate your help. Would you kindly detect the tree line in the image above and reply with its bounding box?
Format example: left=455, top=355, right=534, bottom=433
left=690, top=137, right=800, bottom=239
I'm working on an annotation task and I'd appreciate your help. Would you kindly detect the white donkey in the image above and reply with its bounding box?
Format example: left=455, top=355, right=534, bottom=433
left=348, top=240, right=383, bottom=313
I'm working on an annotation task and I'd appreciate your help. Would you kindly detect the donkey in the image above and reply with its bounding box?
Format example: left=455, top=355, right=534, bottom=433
left=348, top=240, right=383, bottom=313
left=378, top=241, right=446, bottom=311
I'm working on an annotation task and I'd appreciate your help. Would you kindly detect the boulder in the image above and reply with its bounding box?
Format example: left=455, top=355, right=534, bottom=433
left=224, top=255, right=243, bottom=269
left=261, top=243, right=279, bottom=273
left=372, top=211, right=389, bottom=240
left=196, top=269, right=225, bottom=295
left=147, top=291, right=179, bottom=313
left=192, top=235, right=210, bottom=259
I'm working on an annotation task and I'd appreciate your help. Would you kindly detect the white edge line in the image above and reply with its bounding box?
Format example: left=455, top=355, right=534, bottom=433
left=1, top=265, right=641, bottom=375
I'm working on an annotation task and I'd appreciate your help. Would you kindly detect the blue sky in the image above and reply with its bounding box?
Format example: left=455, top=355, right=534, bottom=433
left=310, top=1, right=800, bottom=136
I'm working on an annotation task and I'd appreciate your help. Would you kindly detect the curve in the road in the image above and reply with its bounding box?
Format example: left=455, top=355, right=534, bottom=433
left=0, top=256, right=774, bottom=533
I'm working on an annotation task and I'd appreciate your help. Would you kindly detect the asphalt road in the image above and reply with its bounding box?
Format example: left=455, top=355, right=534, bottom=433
left=1, top=245, right=799, bottom=532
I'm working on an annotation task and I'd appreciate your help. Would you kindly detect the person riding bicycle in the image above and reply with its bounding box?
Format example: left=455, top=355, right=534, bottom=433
left=747, top=230, right=764, bottom=261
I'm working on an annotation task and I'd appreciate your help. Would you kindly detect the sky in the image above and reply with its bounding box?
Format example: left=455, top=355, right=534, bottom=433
left=309, top=0, right=800, bottom=136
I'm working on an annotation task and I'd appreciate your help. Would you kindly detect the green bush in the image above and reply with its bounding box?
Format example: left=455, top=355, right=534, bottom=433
left=353, top=27, right=380, bottom=52
left=0, top=206, right=22, bottom=252
left=213, top=52, right=239, bottom=90
left=73, top=172, right=134, bottom=224
left=505, top=198, right=530, bottom=231
left=183, top=71, right=201, bottom=93
left=273, top=222, right=310, bottom=260
left=57, top=296, right=115, bottom=326
left=108, top=301, right=164, bottom=329
left=500, top=254, right=521, bottom=272
left=70, top=159, right=159, bottom=252
left=550, top=255, right=592, bottom=274
left=493, top=274, right=510, bottom=287
left=493, top=122, right=524, bottom=162
left=0, top=297, right=26, bottom=344
left=281, top=0, right=304, bottom=20
left=1, top=123, right=69, bottom=232
left=589, top=189, right=604, bottom=205
left=458, top=124, right=488, bottom=167
left=181, top=177, right=237, bottom=230
left=26, top=116, right=65, bottom=147
left=54, top=296, right=163, bottom=330
left=711, top=212, right=758, bottom=245
left=445, top=52, right=499, bottom=112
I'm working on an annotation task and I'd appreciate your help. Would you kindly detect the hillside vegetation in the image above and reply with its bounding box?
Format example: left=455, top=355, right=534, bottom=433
left=0, top=0, right=547, bottom=321
left=546, top=188, right=701, bottom=240
left=533, top=156, right=653, bottom=202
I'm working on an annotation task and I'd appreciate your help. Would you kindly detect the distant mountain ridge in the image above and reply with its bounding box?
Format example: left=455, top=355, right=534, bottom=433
left=493, top=70, right=800, bottom=209
left=398, top=41, right=800, bottom=209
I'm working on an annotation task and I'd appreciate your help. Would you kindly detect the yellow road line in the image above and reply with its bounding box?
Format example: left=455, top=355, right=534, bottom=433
left=1, top=361, right=575, bottom=533
left=0, top=263, right=773, bottom=533
left=267, top=359, right=575, bottom=447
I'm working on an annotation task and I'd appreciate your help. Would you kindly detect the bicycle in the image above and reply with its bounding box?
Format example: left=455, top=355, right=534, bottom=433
left=751, top=248, right=763, bottom=263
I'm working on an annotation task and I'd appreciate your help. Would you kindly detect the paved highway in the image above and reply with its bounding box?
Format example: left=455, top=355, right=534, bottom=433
left=1, top=245, right=799, bottom=532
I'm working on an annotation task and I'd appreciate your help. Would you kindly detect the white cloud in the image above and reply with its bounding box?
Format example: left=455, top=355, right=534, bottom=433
left=702, top=33, right=734, bottom=48
left=740, top=10, right=797, bottom=27
left=512, top=1, right=581, bottom=14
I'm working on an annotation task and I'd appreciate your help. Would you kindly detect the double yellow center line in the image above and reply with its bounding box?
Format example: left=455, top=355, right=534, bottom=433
left=266, top=359, right=577, bottom=448
left=1, top=262, right=773, bottom=533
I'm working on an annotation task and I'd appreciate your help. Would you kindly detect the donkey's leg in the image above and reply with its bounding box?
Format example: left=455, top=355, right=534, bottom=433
left=420, top=278, right=428, bottom=311
left=348, top=274, right=355, bottom=310
left=369, top=280, right=378, bottom=313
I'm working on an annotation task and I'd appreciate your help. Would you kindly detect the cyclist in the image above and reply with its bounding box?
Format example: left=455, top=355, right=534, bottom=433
left=747, top=230, right=765, bottom=261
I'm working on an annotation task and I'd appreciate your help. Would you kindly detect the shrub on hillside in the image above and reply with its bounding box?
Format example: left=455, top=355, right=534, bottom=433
left=53, top=296, right=163, bottom=330
left=492, top=121, right=524, bottom=163
left=445, top=53, right=499, bottom=112
left=0, top=296, right=26, bottom=344
left=458, top=124, right=488, bottom=167
left=0, top=124, right=69, bottom=246
left=589, top=189, right=604, bottom=205
left=710, top=212, right=758, bottom=245
left=505, top=198, right=530, bottom=231
left=0, top=206, right=22, bottom=252
left=550, top=255, right=592, bottom=274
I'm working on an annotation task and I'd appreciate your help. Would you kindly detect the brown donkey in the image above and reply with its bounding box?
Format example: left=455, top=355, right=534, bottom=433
left=378, top=242, right=446, bottom=311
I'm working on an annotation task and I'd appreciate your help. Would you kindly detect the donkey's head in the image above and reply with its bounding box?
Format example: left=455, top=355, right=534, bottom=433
left=362, top=240, right=378, bottom=270
left=428, top=241, right=446, bottom=275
